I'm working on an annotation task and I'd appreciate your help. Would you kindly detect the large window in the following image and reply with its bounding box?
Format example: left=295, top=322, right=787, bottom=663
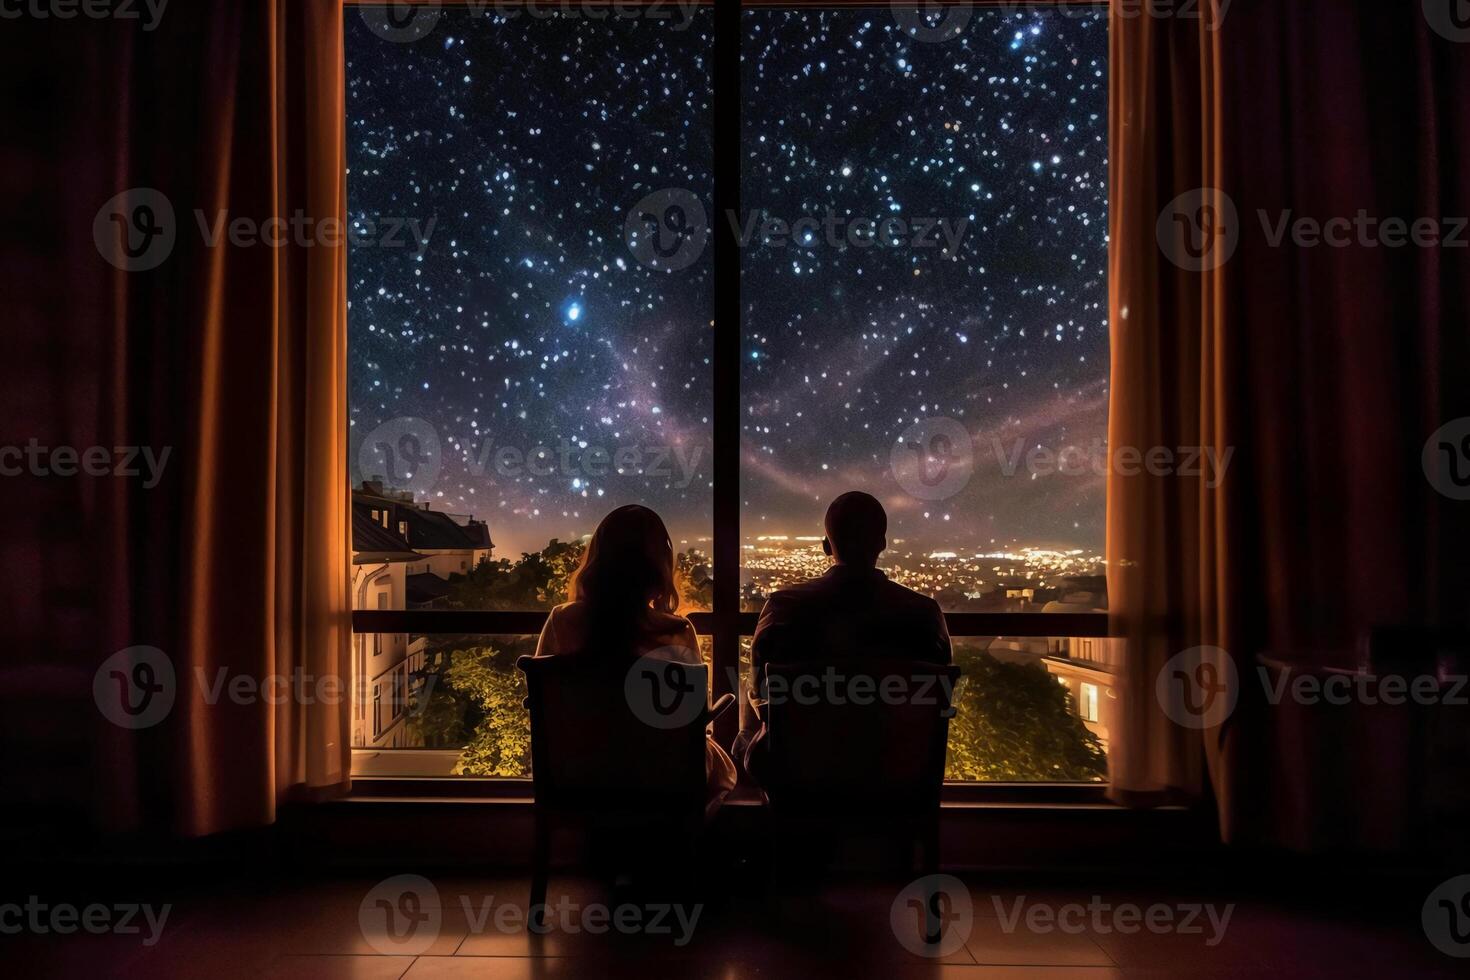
left=740, top=7, right=1108, bottom=614
left=345, top=2, right=1112, bottom=785
left=347, top=7, right=715, bottom=610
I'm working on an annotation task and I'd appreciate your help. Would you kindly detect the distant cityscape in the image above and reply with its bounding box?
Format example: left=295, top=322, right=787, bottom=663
left=738, top=538, right=1106, bottom=613
left=349, top=484, right=1118, bottom=780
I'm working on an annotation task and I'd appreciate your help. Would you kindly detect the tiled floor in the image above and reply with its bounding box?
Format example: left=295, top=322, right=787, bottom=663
left=5, top=869, right=1460, bottom=979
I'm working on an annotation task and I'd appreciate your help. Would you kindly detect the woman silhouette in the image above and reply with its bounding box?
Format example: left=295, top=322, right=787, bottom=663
left=534, top=504, right=736, bottom=800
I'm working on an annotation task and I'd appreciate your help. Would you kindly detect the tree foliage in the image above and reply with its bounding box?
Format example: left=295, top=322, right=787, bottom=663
left=415, top=541, right=1107, bottom=782
left=944, top=649, right=1108, bottom=782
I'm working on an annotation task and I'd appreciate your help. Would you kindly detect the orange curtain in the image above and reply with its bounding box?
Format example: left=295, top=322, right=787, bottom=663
left=89, top=0, right=352, bottom=837
left=166, top=0, right=352, bottom=835
left=1106, top=0, right=1470, bottom=849
left=1104, top=1, right=1235, bottom=813
left=175, top=0, right=353, bottom=835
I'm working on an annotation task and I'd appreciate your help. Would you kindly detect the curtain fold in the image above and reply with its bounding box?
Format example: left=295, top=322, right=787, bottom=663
left=170, top=0, right=352, bottom=836
left=0, top=0, right=351, bottom=840
left=1105, top=0, right=1233, bottom=810
left=1107, top=0, right=1470, bottom=849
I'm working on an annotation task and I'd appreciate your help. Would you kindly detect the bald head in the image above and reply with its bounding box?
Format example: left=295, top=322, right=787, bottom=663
left=823, top=491, right=887, bottom=567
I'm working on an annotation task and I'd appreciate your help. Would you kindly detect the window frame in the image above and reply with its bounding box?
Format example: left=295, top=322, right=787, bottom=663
left=343, top=0, right=1114, bottom=794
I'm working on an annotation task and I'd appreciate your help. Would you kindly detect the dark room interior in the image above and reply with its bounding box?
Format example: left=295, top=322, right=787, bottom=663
left=2, top=1, right=1469, bottom=977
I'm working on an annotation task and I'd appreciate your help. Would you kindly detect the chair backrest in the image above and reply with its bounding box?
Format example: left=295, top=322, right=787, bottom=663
left=517, top=653, right=708, bottom=815
left=761, top=658, right=960, bottom=815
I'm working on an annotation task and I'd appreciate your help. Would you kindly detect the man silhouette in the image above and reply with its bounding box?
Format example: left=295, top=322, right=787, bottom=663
left=734, top=491, right=952, bottom=780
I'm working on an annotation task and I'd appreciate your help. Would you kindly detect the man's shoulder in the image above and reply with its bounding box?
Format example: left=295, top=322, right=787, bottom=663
left=767, top=577, right=832, bottom=603
left=763, top=569, right=941, bottom=616
left=875, top=576, right=943, bottom=613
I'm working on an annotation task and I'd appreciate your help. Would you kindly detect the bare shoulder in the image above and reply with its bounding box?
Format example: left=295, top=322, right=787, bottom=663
left=646, top=609, right=696, bottom=638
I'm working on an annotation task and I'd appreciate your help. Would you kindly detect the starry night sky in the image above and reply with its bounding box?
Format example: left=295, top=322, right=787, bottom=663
left=347, top=7, right=1108, bottom=558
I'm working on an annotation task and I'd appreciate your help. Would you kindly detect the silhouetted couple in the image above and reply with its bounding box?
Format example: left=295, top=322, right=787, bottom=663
left=534, top=492, right=952, bottom=801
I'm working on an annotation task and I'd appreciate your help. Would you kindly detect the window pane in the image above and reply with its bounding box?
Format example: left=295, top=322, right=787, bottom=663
left=351, top=632, right=715, bottom=775
left=352, top=633, right=534, bottom=776
left=740, top=7, right=1109, bottom=614
left=948, top=636, right=1112, bottom=781
left=737, top=633, right=1113, bottom=782
left=346, top=9, right=714, bottom=612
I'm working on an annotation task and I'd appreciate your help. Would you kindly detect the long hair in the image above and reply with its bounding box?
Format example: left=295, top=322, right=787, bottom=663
left=566, top=505, right=680, bottom=655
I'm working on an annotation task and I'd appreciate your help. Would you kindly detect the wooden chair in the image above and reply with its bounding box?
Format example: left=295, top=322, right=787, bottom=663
left=754, top=658, right=961, bottom=878
left=516, top=653, right=734, bottom=925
